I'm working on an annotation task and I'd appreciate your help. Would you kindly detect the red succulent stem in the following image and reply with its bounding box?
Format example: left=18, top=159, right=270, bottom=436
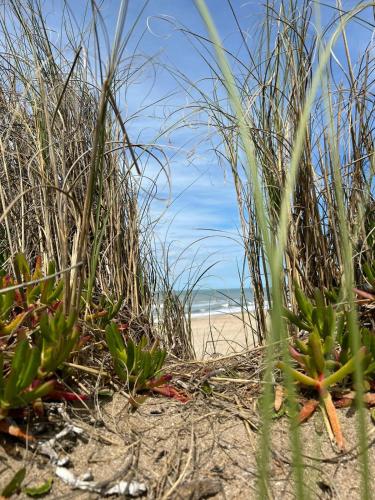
left=146, top=374, right=173, bottom=389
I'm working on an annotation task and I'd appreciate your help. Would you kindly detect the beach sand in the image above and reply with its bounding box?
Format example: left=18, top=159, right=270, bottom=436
left=190, top=312, right=259, bottom=359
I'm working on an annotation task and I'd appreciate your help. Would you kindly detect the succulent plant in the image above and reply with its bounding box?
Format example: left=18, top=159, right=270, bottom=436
left=0, top=340, right=54, bottom=415
left=105, top=322, right=166, bottom=391
left=0, top=253, right=63, bottom=338
left=84, top=293, right=124, bottom=327
left=37, top=306, right=80, bottom=376
left=280, top=283, right=374, bottom=449
left=0, top=254, right=84, bottom=439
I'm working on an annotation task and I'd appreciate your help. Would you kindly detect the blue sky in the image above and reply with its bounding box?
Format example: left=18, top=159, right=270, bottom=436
left=46, top=1, right=374, bottom=289
left=123, top=1, right=260, bottom=290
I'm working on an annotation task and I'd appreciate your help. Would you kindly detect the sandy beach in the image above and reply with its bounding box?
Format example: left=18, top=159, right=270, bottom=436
left=190, top=312, right=259, bottom=359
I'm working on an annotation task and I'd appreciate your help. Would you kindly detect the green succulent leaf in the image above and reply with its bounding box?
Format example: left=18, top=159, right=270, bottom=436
left=1, top=467, right=26, bottom=498
left=26, top=284, right=41, bottom=306
left=303, top=354, right=315, bottom=377
left=108, top=295, right=124, bottom=320
left=294, top=283, right=313, bottom=322
left=277, top=361, right=317, bottom=387
left=283, top=308, right=311, bottom=331
left=46, top=280, right=63, bottom=304
left=40, top=262, right=56, bottom=303
left=308, top=330, right=325, bottom=374
left=4, top=340, right=29, bottom=402
left=0, top=289, right=15, bottom=319
left=18, top=346, right=41, bottom=390
left=322, top=305, right=335, bottom=339
left=336, top=313, right=346, bottom=345
left=126, top=339, right=135, bottom=373
left=323, top=335, right=335, bottom=356
left=105, top=323, right=126, bottom=360
left=364, top=361, right=375, bottom=376
left=154, top=350, right=167, bottom=372
left=38, top=307, right=78, bottom=375
left=12, top=380, right=54, bottom=408
left=362, top=329, right=375, bottom=361
left=363, top=262, right=375, bottom=288
left=14, top=253, right=30, bottom=283
left=24, top=478, right=53, bottom=497
left=324, top=288, right=340, bottom=304
left=322, top=347, right=367, bottom=389
left=311, top=308, right=323, bottom=336
left=142, top=352, right=152, bottom=381
left=325, top=359, right=341, bottom=371
left=295, top=338, right=309, bottom=354
left=314, top=289, right=325, bottom=310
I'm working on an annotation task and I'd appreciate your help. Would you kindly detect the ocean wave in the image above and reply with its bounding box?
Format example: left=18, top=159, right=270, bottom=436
left=152, top=289, right=266, bottom=319
left=189, top=301, right=258, bottom=318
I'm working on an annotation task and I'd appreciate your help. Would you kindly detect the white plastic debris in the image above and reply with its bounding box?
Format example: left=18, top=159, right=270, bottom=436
left=79, top=471, right=94, bottom=482
left=37, top=425, right=85, bottom=465
left=55, top=467, right=147, bottom=497
left=105, top=481, right=147, bottom=496
left=37, top=442, right=70, bottom=466
left=55, top=467, right=80, bottom=487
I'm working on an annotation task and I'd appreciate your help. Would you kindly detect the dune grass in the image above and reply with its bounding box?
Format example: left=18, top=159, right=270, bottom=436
left=0, top=0, right=194, bottom=357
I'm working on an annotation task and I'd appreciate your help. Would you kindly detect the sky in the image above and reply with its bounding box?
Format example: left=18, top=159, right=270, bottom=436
left=105, top=0, right=259, bottom=290
left=46, top=0, right=374, bottom=290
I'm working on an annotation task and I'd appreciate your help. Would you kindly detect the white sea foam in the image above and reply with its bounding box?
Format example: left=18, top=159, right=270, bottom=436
left=153, top=288, right=269, bottom=320
left=189, top=301, right=259, bottom=318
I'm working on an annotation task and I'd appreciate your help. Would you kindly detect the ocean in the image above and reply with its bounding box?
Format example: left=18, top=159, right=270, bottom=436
left=159, top=287, right=260, bottom=318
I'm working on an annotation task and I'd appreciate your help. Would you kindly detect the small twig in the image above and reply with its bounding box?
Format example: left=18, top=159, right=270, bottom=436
left=63, top=362, right=110, bottom=378
left=210, top=376, right=255, bottom=384
left=162, top=426, right=194, bottom=500
left=235, top=395, right=259, bottom=438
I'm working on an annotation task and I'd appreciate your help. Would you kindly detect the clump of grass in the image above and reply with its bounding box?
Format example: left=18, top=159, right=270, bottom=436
left=180, top=1, right=374, bottom=346
left=0, top=0, right=192, bottom=356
